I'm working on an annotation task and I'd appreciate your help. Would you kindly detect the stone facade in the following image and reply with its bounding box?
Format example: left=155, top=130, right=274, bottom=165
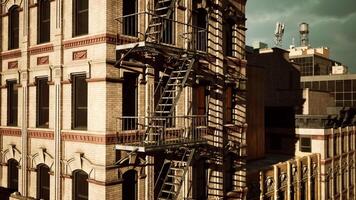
left=0, top=0, right=247, bottom=200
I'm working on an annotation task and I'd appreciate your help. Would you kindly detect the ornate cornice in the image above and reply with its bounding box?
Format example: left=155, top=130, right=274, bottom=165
left=63, top=33, right=116, bottom=49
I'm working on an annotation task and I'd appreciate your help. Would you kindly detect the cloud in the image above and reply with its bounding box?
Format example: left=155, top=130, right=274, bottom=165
left=246, top=0, right=356, bottom=71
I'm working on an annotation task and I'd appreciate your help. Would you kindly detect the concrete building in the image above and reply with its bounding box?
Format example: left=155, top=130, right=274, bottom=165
left=0, top=0, right=247, bottom=200
left=247, top=47, right=303, bottom=156
left=301, top=74, right=356, bottom=107
left=295, top=113, right=356, bottom=200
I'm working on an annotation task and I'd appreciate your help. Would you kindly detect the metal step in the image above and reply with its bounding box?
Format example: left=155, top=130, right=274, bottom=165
left=161, top=190, right=177, bottom=195
left=149, top=22, right=163, bottom=27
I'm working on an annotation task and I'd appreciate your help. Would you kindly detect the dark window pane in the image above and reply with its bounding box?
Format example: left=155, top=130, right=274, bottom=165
left=122, top=0, right=137, bottom=36
left=344, top=101, right=352, bottom=107
left=73, top=0, right=88, bottom=36
left=37, top=78, right=49, bottom=127
left=192, top=8, right=207, bottom=51
left=7, top=159, right=18, bottom=191
left=224, top=19, right=234, bottom=56
left=122, top=170, right=138, bottom=200
left=193, top=85, right=207, bottom=115
left=8, top=6, right=19, bottom=49
left=320, top=81, right=327, bottom=91
left=344, top=92, right=352, bottom=101
left=335, top=93, right=343, bottom=101
left=73, top=170, right=88, bottom=200
left=336, top=80, right=343, bottom=91
left=311, top=81, right=319, bottom=90
left=304, top=82, right=311, bottom=89
left=344, top=80, right=352, bottom=92
left=38, top=0, right=51, bottom=43
left=353, top=80, right=356, bottom=91
left=7, top=80, right=18, bottom=126
left=72, top=74, right=87, bottom=129
left=225, top=86, right=233, bottom=124
left=336, top=101, right=343, bottom=107
left=327, top=81, right=335, bottom=92
left=300, top=137, right=311, bottom=152
left=37, top=164, right=50, bottom=200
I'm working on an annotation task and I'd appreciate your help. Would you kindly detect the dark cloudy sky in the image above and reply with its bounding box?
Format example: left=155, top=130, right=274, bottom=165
left=246, top=0, right=356, bottom=71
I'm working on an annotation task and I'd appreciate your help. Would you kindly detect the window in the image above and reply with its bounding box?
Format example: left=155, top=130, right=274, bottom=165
left=223, top=19, right=234, bottom=56
left=122, top=73, right=138, bottom=130
left=7, top=159, right=18, bottom=191
left=193, top=158, right=208, bottom=199
left=193, top=84, right=208, bottom=115
left=72, top=74, right=87, bottom=129
left=192, top=8, right=207, bottom=51
left=193, top=84, right=208, bottom=126
left=300, top=137, right=311, bottom=152
left=224, top=153, right=235, bottom=194
left=73, top=170, right=88, bottom=200
left=153, top=0, right=174, bottom=44
left=7, top=80, right=18, bottom=126
left=224, top=86, right=233, bottom=124
left=37, top=164, right=50, bottom=200
left=37, top=78, right=49, bottom=128
left=38, top=0, right=51, bottom=43
left=122, top=0, right=137, bottom=36
left=73, top=0, right=88, bottom=36
left=122, top=170, right=138, bottom=200
left=8, top=5, right=19, bottom=50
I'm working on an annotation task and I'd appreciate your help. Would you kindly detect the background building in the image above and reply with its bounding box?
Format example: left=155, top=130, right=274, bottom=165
left=0, top=0, right=248, bottom=200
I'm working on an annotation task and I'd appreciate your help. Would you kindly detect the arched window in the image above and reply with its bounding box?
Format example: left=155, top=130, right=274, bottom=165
left=73, top=0, right=88, bottom=36
left=38, top=0, right=51, bottom=43
left=72, top=170, right=88, bottom=200
left=193, top=8, right=207, bottom=51
left=8, top=5, right=20, bottom=50
left=122, top=170, right=138, bottom=200
left=37, top=164, right=50, bottom=200
left=7, top=159, right=19, bottom=191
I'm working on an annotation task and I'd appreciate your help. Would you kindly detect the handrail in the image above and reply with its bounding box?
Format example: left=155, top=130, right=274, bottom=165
left=115, top=11, right=206, bottom=32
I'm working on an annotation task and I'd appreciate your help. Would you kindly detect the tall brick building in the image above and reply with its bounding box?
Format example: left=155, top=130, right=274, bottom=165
left=0, top=0, right=247, bottom=199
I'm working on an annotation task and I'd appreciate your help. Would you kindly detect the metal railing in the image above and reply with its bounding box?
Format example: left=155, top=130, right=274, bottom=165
left=116, top=115, right=209, bottom=146
left=116, top=12, right=207, bottom=51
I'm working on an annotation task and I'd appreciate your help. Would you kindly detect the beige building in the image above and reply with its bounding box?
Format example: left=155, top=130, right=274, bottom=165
left=296, top=115, right=356, bottom=200
left=0, top=0, right=247, bottom=200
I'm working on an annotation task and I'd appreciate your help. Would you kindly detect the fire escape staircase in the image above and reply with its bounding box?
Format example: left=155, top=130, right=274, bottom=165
left=144, top=56, right=195, bottom=145
left=156, top=148, right=195, bottom=200
left=145, top=0, right=176, bottom=43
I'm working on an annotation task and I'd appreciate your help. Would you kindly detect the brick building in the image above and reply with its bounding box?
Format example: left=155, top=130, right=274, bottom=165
left=0, top=0, right=247, bottom=199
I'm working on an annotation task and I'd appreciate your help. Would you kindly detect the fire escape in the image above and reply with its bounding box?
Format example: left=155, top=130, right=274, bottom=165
left=114, top=0, right=246, bottom=199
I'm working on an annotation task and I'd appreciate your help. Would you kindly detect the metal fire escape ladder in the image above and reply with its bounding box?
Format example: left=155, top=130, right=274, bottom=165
left=144, top=56, right=195, bottom=144
left=145, top=0, right=177, bottom=43
left=156, top=148, right=196, bottom=200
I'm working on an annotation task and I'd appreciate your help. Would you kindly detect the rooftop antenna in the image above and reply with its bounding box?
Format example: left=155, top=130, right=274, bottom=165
left=274, top=22, right=285, bottom=47
left=299, top=22, right=309, bottom=47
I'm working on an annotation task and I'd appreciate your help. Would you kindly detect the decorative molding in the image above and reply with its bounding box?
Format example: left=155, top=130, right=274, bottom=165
left=60, top=80, right=71, bottom=84
left=0, top=128, right=21, bottom=137
left=61, top=132, right=117, bottom=145
left=8, top=61, right=18, bottom=69
left=1, top=50, right=21, bottom=60
left=87, top=178, right=123, bottom=186
left=72, top=50, right=87, bottom=60
left=86, top=77, right=124, bottom=83
left=37, top=56, right=49, bottom=65
left=29, top=44, right=54, bottom=55
left=63, top=33, right=116, bottom=49
left=28, top=130, right=54, bottom=140
left=117, top=35, right=139, bottom=45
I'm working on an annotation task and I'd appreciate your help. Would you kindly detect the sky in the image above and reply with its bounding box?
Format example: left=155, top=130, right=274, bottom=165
left=246, top=0, right=356, bottom=72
